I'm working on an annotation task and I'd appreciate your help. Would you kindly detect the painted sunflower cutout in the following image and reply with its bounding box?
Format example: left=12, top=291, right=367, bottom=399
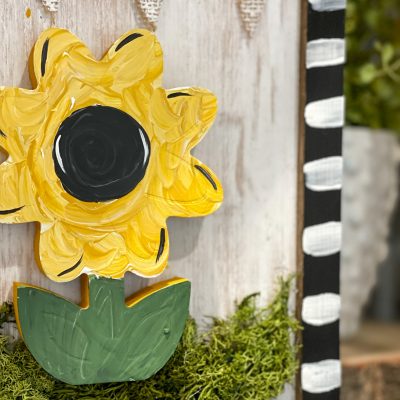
left=0, top=28, right=223, bottom=282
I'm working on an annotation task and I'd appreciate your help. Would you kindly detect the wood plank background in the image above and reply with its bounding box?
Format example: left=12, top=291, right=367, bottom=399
left=0, top=1, right=301, bottom=396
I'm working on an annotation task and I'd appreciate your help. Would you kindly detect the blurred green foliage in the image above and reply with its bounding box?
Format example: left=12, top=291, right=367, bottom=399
left=345, top=0, right=400, bottom=132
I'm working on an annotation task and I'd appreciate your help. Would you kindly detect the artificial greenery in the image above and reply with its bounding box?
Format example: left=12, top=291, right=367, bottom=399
left=0, top=302, right=14, bottom=327
left=345, top=0, right=400, bottom=132
left=0, top=277, right=299, bottom=400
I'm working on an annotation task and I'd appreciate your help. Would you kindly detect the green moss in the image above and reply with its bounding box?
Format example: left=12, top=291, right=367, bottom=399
left=0, top=337, right=55, bottom=400
left=0, top=277, right=300, bottom=400
left=0, top=302, right=14, bottom=327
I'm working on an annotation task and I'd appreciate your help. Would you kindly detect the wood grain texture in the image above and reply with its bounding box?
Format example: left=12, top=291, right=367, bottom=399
left=296, top=2, right=308, bottom=399
left=342, top=323, right=400, bottom=400
left=0, top=2, right=301, bottom=393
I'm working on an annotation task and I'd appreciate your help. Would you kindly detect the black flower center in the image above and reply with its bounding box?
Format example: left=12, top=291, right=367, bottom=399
left=53, top=105, right=150, bottom=202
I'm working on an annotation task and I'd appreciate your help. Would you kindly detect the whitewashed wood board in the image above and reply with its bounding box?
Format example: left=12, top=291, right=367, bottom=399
left=0, top=2, right=301, bottom=391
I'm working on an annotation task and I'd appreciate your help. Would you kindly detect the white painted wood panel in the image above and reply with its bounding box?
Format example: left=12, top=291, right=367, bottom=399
left=0, top=4, right=301, bottom=398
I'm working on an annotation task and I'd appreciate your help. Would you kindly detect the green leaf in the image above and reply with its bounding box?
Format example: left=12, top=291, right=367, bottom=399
left=381, top=43, right=395, bottom=66
left=358, top=63, right=378, bottom=84
left=15, top=277, right=190, bottom=385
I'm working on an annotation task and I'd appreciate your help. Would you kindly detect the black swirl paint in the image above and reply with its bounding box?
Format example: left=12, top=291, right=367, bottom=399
left=53, top=105, right=150, bottom=202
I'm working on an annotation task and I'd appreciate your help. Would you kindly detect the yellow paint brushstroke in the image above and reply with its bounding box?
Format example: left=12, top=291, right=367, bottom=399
left=126, top=277, right=188, bottom=308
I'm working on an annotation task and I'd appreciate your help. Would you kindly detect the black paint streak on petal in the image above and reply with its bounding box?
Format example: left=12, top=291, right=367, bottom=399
left=57, top=255, right=83, bottom=277
left=41, top=38, right=49, bottom=77
left=194, top=165, right=217, bottom=191
left=167, top=92, right=192, bottom=99
left=115, top=33, right=143, bottom=52
left=0, top=206, right=24, bottom=215
left=156, top=228, right=166, bottom=262
left=0, top=130, right=6, bottom=138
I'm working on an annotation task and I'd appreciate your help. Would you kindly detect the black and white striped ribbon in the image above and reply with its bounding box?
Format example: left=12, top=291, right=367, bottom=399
left=301, top=1, right=346, bottom=399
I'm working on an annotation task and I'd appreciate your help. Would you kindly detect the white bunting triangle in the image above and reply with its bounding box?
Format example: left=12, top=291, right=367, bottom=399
left=135, top=0, right=164, bottom=31
left=42, top=0, right=60, bottom=12
left=238, top=0, right=266, bottom=37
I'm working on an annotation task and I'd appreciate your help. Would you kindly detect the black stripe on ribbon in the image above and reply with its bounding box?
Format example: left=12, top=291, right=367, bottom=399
left=305, top=128, right=343, bottom=162
left=303, top=389, right=340, bottom=400
left=308, top=8, right=346, bottom=40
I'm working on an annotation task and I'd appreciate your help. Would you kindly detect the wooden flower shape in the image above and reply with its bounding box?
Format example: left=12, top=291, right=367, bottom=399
left=0, top=28, right=223, bottom=282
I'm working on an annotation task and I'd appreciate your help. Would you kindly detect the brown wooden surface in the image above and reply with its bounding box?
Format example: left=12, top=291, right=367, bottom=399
left=341, top=322, right=400, bottom=400
left=295, top=1, right=308, bottom=400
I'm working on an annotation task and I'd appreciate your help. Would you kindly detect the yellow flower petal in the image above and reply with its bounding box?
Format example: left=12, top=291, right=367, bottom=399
left=146, top=87, right=222, bottom=215
left=38, top=221, right=84, bottom=281
left=0, top=88, right=47, bottom=160
left=151, top=87, right=217, bottom=147
left=38, top=207, right=169, bottom=282
left=105, top=29, right=163, bottom=90
left=147, top=156, right=223, bottom=217
left=125, top=206, right=169, bottom=277
left=83, top=231, right=130, bottom=278
left=0, top=160, right=49, bottom=223
left=30, top=28, right=95, bottom=89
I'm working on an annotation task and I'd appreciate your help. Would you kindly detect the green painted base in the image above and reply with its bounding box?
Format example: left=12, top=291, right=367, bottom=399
left=14, top=276, right=190, bottom=385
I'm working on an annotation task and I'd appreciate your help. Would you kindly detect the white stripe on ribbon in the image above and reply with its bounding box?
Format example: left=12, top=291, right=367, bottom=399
left=302, top=359, right=341, bottom=393
left=309, top=0, right=346, bottom=12
left=303, top=222, right=342, bottom=257
left=306, top=39, right=345, bottom=69
left=304, top=156, right=342, bottom=192
left=302, top=293, right=340, bottom=326
left=305, top=96, right=345, bottom=129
